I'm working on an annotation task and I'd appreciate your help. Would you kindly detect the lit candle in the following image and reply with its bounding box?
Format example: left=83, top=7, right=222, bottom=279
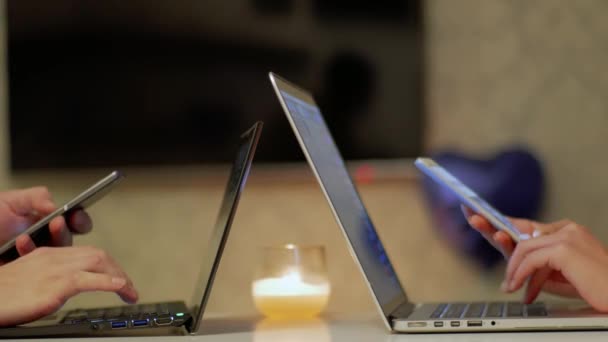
left=252, top=269, right=330, bottom=319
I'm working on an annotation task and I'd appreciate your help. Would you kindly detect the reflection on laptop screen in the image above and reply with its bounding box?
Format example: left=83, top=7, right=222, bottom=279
left=278, top=90, right=407, bottom=316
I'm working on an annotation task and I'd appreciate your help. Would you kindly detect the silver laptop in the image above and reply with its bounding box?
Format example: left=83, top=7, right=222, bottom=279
left=268, top=72, right=608, bottom=333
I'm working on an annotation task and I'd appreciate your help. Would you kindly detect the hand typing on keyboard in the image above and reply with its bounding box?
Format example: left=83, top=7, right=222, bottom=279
left=463, top=206, right=608, bottom=313
left=0, top=246, right=138, bottom=327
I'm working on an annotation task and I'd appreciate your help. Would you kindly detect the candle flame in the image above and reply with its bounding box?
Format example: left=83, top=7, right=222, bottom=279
left=252, top=270, right=330, bottom=297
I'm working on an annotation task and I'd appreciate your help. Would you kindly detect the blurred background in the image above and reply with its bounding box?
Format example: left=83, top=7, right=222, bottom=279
left=1, top=0, right=608, bottom=319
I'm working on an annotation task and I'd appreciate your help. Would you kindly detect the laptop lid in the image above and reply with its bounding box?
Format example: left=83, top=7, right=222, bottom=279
left=269, top=73, right=413, bottom=329
left=187, top=121, right=263, bottom=334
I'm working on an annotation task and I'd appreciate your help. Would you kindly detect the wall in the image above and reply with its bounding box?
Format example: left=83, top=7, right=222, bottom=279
left=427, top=0, right=608, bottom=235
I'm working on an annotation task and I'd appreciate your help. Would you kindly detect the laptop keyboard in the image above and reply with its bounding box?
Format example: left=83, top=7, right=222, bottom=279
left=430, top=302, right=547, bottom=319
left=60, top=303, right=181, bottom=325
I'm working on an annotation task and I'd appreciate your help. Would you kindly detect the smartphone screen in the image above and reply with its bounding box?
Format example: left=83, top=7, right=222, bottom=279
left=0, top=171, right=124, bottom=261
left=415, top=158, right=528, bottom=242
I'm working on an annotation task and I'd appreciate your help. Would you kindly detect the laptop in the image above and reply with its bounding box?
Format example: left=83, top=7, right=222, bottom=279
left=268, top=72, right=608, bottom=333
left=0, top=121, right=263, bottom=338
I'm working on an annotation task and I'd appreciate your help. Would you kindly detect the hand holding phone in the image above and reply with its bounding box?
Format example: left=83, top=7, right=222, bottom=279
left=0, top=171, right=124, bottom=262
left=415, top=158, right=530, bottom=243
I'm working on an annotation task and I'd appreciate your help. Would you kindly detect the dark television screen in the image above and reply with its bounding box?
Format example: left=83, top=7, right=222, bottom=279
left=7, top=0, right=424, bottom=170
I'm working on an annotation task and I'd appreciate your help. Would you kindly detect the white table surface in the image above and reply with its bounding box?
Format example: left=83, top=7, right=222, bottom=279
left=6, top=313, right=608, bottom=341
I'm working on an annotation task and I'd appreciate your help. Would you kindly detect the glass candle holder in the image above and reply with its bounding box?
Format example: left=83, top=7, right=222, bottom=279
left=252, top=244, right=331, bottom=319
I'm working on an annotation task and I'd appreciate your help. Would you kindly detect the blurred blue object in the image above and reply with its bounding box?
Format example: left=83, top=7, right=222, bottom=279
left=419, top=148, right=545, bottom=268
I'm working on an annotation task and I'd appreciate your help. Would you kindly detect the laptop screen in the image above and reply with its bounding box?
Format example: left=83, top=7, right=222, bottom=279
left=188, top=122, right=262, bottom=333
left=270, top=74, right=409, bottom=319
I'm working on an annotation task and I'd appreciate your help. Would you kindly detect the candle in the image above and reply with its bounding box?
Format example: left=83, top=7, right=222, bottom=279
left=252, top=269, right=330, bottom=319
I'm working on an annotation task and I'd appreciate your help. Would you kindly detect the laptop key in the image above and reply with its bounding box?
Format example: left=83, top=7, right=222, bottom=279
left=85, top=309, right=105, bottom=320
left=507, top=302, right=524, bottom=317
left=103, top=307, right=124, bottom=319
left=430, top=304, right=448, bottom=318
left=64, top=310, right=87, bottom=320
left=444, top=303, right=467, bottom=319
left=464, top=303, right=485, bottom=318
left=484, top=302, right=504, bottom=318
left=122, top=305, right=140, bottom=317
left=526, top=303, right=548, bottom=317
left=139, top=304, right=157, bottom=315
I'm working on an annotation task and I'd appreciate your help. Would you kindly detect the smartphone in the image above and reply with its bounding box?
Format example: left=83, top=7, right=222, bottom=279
left=0, top=171, right=124, bottom=261
left=415, top=157, right=529, bottom=242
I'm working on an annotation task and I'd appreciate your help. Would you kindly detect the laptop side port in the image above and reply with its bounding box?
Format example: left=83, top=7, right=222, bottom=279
left=434, top=321, right=444, bottom=327
left=154, top=316, right=174, bottom=326
left=467, top=320, right=482, bottom=327
left=111, top=321, right=128, bottom=329
left=450, top=321, right=460, bottom=327
left=132, top=319, right=149, bottom=328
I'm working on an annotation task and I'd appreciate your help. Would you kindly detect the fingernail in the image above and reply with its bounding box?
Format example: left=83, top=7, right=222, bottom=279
left=508, top=280, right=516, bottom=292
left=112, top=277, right=127, bottom=286
left=129, top=290, right=139, bottom=304
left=500, top=280, right=508, bottom=292
left=45, top=199, right=55, bottom=209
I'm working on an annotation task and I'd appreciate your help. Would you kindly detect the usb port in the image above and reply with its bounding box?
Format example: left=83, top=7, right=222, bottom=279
left=111, top=321, right=127, bottom=329
left=450, top=321, right=460, bottom=327
left=467, top=320, right=483, bottom=327
left=132, top=319, right=149, bottom=328
left=434, top=321, right=444, bottom=327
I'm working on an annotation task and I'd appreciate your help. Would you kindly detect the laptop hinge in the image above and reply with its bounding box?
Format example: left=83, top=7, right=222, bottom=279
left=183, top=305, right=200, bottom=334
left=183, top=316, right=195, bottom=334
left=390, top=302, right=416, bottom=320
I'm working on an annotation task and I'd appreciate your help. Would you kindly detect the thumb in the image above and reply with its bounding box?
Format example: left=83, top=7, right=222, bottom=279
left=8, top=187, right=55, bottom=216
left=535, top=220, right=574, bottom=235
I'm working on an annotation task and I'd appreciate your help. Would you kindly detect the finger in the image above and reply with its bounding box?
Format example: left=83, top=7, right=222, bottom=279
left=467, top=214, right=496, bottom=236
left=493, top=231, right=515, bottom=257
left=67, top=210, right=93, bottom=234
left=524, top=267, right=553, bottom=303
left=15, top=234, right=37, bottom=256
left=28, top=247, right=135, bottom=302
left=532, top=220, right=575, bottom=236
left=508, top=244, right=568, bottom=292
left=6, top=187, right=55, bottom=216
left=40, top=246, right=139, bottom=303
left=75, top=272, right=127, bottom=292
left=77, top=248, right=139, bottom=303
left=507, top=218, right=538, bottom=235
left=32, top=199, right=56, bottom=217
left=506, top=230, right=571, bottom=284
left=64, top=272, right=135, bottom=303
left=541, top=280, right=581, bottom=299
left=505, top=223, right=601, bottom=284
left=49, top=216, right=72, bottom=247
left=461, top=205, right=475, bottom=219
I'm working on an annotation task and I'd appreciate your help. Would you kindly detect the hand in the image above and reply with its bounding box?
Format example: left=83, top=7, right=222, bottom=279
left=0, top=246, right=138, bottom=327
left=505, top=221, right=608, bottom=311
left=460, top=205, right=574, bottom=258
left=463, top=206, right=608, bottom=311
left=0, top=187, right=93, bottom=258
